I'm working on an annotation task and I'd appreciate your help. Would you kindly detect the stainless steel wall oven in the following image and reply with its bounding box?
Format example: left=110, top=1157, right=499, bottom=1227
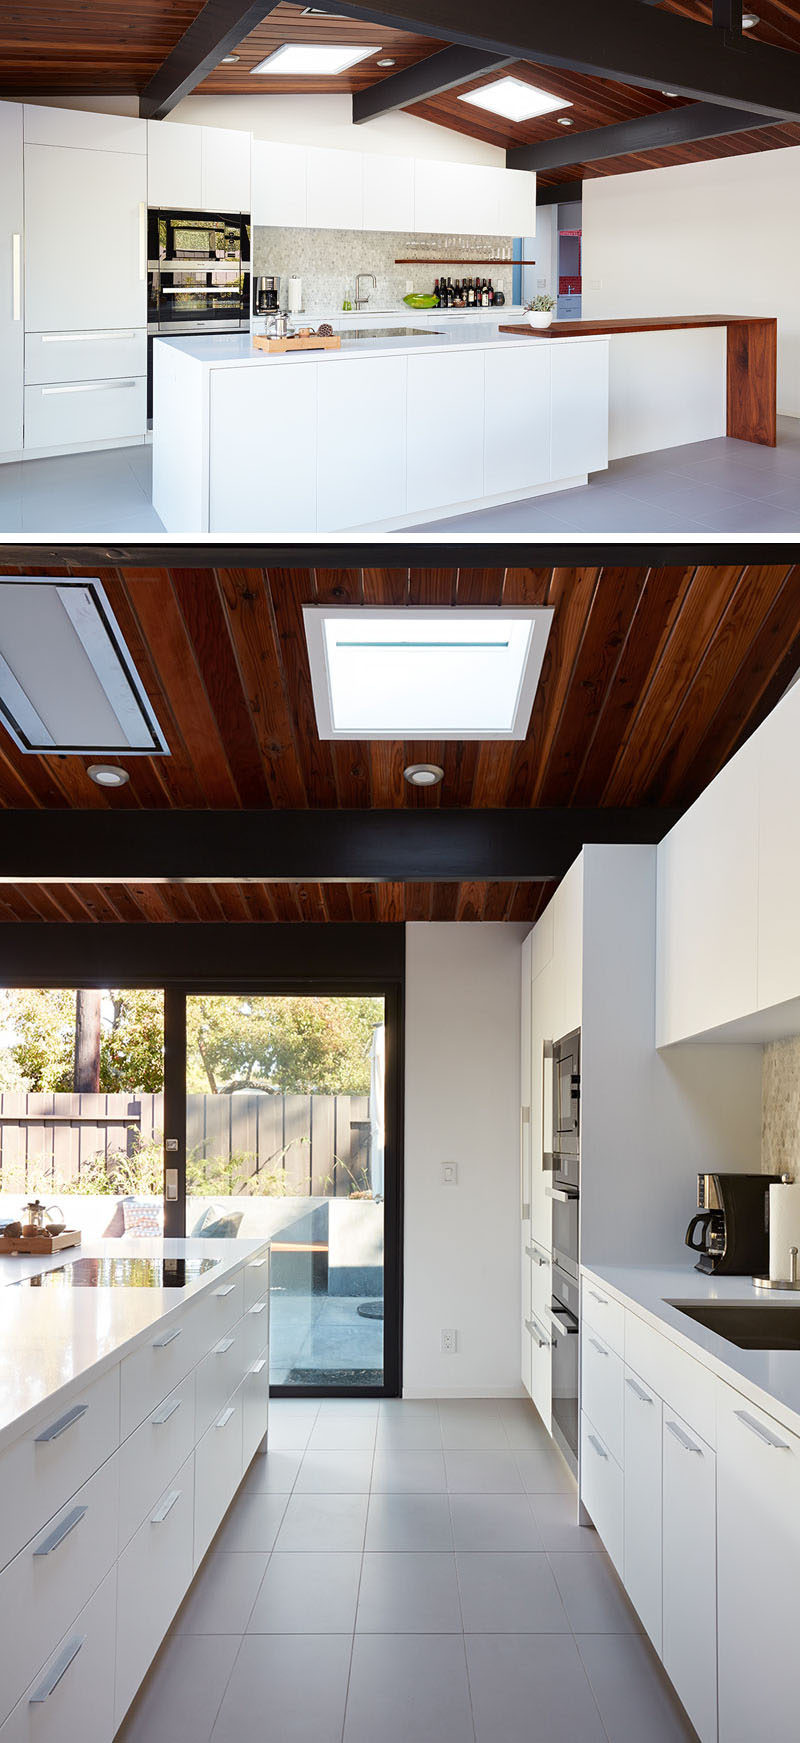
left=146, top=208, right=250, bottom=417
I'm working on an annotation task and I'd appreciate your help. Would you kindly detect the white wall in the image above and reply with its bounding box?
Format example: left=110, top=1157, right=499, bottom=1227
left=175, top=91, right=506, bottom=166
left=404, top=921, right=527, bottom=1398
left=582, top=146, right=800, bottom=419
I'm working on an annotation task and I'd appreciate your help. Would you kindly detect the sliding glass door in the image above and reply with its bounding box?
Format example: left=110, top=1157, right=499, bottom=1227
left=182, top=991, right=397, bottom=1395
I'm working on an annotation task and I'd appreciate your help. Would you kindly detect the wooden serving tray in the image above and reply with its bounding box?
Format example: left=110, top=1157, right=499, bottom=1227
left=253, top=333, right=341, bottom=354
left=0, top=1229, right=81, bottom=1255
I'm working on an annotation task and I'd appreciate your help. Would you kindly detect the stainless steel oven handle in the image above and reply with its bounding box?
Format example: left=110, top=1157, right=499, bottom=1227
left=546, top=1186, right=579, bottom=1203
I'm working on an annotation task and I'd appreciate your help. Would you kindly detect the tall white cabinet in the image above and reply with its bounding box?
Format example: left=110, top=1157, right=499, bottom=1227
left=0, top=102, right=23, bottom=458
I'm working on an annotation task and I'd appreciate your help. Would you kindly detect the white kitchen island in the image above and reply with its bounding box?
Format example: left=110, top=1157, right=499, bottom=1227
left=152, top=324, right=610, bottom=534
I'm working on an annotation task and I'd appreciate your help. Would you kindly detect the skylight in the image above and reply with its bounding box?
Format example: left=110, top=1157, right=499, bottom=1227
left=250, top=43, right=379, bottom=75
left=459, top=76, right=572, bottom=123
left=303, top=607, right=553, bottom=740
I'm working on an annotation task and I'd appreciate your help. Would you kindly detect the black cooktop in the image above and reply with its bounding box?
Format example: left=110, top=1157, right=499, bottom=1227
left=342, top=326, right=441, bottom=339
left=15, top=1256, right=219, bottom=1289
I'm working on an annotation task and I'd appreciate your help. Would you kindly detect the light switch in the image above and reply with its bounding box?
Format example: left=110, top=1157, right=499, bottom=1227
left=441, top=1161, right=458, bottom=1186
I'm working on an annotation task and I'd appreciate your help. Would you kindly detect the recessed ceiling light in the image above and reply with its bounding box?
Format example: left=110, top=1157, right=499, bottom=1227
left=0, top=578, right=169, bottom=756
left=741, top=11, right=759, bottom=26
left=377, top=57, right=396, bottom=67
left=459, top=76, right=572, bottom=123
left=87, top=764, right=130, bottom=788
left=661, top=89, right=679, bottom=97
left=303, top=607, right=554, bottom=741
left=557, top=117, right=573, bottom=126
left=404, top=763, right=444, bottom=787
left=250, top=43, right=380, bottom=75
left=221, top=54, right=240, bottom=63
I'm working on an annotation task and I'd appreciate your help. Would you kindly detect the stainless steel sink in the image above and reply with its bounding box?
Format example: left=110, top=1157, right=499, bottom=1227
left=668, top=1299, right=800, bottom=1349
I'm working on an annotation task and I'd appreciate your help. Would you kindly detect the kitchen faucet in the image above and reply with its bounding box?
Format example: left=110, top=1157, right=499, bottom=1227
left=354, top=272, right=377, bottom=309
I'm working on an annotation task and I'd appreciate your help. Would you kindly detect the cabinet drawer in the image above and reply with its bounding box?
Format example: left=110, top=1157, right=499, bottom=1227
left=0, top=1566, right=117, bottom=1743
left=195, top=1320, right=249, bottom=1439
left=24, top=376, right=146, bottom=449
left=582, top=1327, right=624, bottom=1466
left=662, top=1408, right=716, bottom=1743
left=244, top=1249, right=269, bottom=1310
left=241, top=1360, right=269, bottom=1468
left=625, top=1311, right=715, bottom=1447
left=115, top=1454, right=195, bottom=1729
left=118, top=1370, right=196, bottom=1549
left=244, top=1294, right=270, bottom=1366
left=580, top=1411, right=623, bottom=1573
left=581, top=1278, right=625, bottom=1357
left=192, top=1268, right=245, bottom=1352
left=0, top=1450, right=119, bottom=1724
left=623, top=1367, right=663, bottom=1652
left=25, top=327, right=146, bottom=385
left=121, top=1302, right=202, bottom=1440
left=194, top=1392, right=244, bottom=1565
left=0, top=1364, right=119, bottom=1573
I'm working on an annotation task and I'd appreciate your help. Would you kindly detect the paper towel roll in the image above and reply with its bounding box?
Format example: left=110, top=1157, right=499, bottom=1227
left=288, top=277, right=302, bottom=314
left=769, top=1178, right=800, bottom=1281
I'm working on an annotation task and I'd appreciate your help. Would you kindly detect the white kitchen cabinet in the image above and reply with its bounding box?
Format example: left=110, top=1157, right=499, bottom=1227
left=484, top=342, right=550, bottom=496
left=24, top=143, right=146, bottom=332
left=114, top=1455, right=195, bottom=1730
left=24, top=377, right=147, bottom=453
left=520, top=931, right=533, bottom=1241
left=521, top=1258, right=533, bottom=1398
left=413, top=159, right=476, bottom=234
left=661, top=1408, right=717, bottom=1743
left=0, top=1568, right=117, bottom=1743
left=194, top=1391, right=244, bottom=1566
left=242, top=1361, right=269, bottom=1465
left=23, top=104, right=145, bottom=155
left=717, top=1384, right=800, bottom=1743
left=580, top=1411, right=623, bottom=1573
left=582, top=1327, right=623, bottom=1466
left=0, top=101, right=23, bottom=457
left=202, top=125, right=251, bottom=212
left=0, top=1363, right=119, bottom=1576
left=497, top=167, right=536, bottom=238
left=623, top=1367, right=662, bottom=1652
left=406, top=349, right=484, bottom=513
left=755, top=679, right=800, bottom=1013
left=656, top=731, right=759, bottom=1044
left=550, top=340, right=609, bottom=481
left=363, top=151, right=414, bottom=232
left=306, top=146, right=363, bottom=230
left=25, top=328, right=146, bottom=386
left=527, top=1308, right=552, bottom=1428
left=317, top=354, right=406, bottom=528
left=252, top=139, right=307, bottom=227
left=208, top=361, right=317, bottom=534
left=147, top=119, right=202, bottom=208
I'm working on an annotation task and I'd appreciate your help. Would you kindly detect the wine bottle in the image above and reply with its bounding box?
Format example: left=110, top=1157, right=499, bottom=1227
left=487, top=279, right=494, bottom=306
left=434, top=277, right=440, bottom=307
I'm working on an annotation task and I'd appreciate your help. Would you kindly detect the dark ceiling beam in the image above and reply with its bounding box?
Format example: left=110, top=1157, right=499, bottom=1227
left=335, top=0, right=800, bottom=122
left=508, top=100, right=770, bottom=173
left=0, top=808, right=678, bottom=886
left=535, top=182, right=581, bottom=206
left=139, top=0, right=279, bottom=119
left=352, top=45, right=512, bottom=121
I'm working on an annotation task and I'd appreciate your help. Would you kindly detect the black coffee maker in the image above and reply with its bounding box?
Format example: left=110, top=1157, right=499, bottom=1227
left=254, top=275, right=279, bottom=314
left=686, top=1172, right=782, bottom=1274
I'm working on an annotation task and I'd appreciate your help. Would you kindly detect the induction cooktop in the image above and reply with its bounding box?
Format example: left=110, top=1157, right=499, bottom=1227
left=343, top=326, right=441, bottom=339
left=14, top=1256, right=220, bottom=1289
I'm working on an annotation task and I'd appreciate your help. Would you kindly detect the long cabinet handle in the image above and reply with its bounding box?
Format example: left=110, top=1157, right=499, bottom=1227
left=665, top=1418, right=702, bottom=1455
left=525, top=1314, right=550, bottom=1349
left=214, top=1284, right=236, bottom=1298
left=734, top=1408, right=790, bottom=1450
left=625, top=1376, right=653, bottom=1405
left=249, top=1301, right=267, bottom=1315
left=520, top=1101, right=530, bottom=1221
left=139, top=201, right=147, bottom=280
left=12, top=233, right=21, bottom=322
left=250, top=1358, right=267, bottom=1374
left=35, top=1401, right=88, bottom=1443
left=213, top=1336, right=235, bottom=1355
left=588, top=1290, right=609, bottom=1306
left=29, top=1635, right=85, bottom=1705
left=525, top=1243, right=550, bottom=1268
left=153, top=1326, right=182, bottom=1348
left=587, top=1433, right=608, bottom=1460
left=588, top=1336, right=609, bottom=1357
left=216, top=1406, right=235, bottom=1429
left=40, top=379, right=137, bottom=395
left=542, top=1038, right=554, bottom=1172
left=41, top=330, right=138, bottom=343
left=151, top=1397, right=181, bottom=1426
left=34, top=1504, right=87, bottom=1557
left=150, top=1488, right=181, bottom=1524
left=249, top=1257, right=267, bottom=1269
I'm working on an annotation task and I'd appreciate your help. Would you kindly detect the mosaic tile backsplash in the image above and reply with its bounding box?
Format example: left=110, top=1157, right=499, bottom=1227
left=762, top=1036, right=800, bottom=1177
left=253, top=226, right=516, bottom=317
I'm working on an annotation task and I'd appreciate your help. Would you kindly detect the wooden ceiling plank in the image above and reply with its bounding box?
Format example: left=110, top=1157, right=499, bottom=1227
left=348, top=883, right=380, bottom=922
left=455, top=879, right=486, bottom=920
left=375, top=881, right=406, bottom=921
left=535, top=567, right=651, bottom=806
left=295, top=882, right=329, bottom=922
left=267, top=568, right=339, bottom=805
left=403, top=880, right=434, bottom=920
left=331, top=741, right=373, bottom=807
left=139, top=0, right=278, bottom=117
left=213, top=570, right=309, bottom=809
left=438, top=739, right=479, bottom=808
left=320, top=882, right=355, bottom=923
left=267, top=883, right=303, bottom=922
left=362, top=569, right=410, bottom=606
left=370, top=740, right=408, bottom=807
left=102, top=570, right=208, bottom=809
left=481, top=880, right=515, bottom=920
left=505, top=567, right=602, bottom=807
left=430, top=882, right=459, bottom=920
left=312, top=569, right=363, bottom=603
left=408, top=569, right=457, bottom=605
left=454, top=568, right=507, bottom=606
left=501, top=569, right=554, bottom=605
left=170, top=570, right=275, bottom=806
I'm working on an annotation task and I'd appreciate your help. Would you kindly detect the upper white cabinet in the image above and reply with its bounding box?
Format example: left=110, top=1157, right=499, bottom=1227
left=497, top=167, right=536, bottom=237
left=413, top=159, right=476, bottom=233
left=24, top=141, right=146, bottom=332
left=306, top=146, right=363, bottom=230
left=147, top=119, right=202, bottom=207
left=251, top=140, right=307, bottom=227
left=147, top=121, right=250, bottom=212
left=23, top=104, right=146, bottom=155
left=754, top=679, right=800, bottom=1011
left=0, top=101, right=23, bottom=458
left=362, top=151, right=414, bottom=233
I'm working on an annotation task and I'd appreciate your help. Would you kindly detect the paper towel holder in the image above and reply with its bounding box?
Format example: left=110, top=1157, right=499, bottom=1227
left=754, top=1182, right=800, bottom=1289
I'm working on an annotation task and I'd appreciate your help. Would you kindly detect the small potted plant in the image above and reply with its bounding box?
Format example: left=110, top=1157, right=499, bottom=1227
left=525, top=294, right=557, bottom=330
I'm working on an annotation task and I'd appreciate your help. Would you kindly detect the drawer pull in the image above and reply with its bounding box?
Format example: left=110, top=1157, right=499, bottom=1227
left=29, top=1635, right=85, bottom=1704
left=625, top=1377, right=653, bottom=1405
left=666, top=1419, right=702, bottom=1455
left=151, top=1488, right=181, bottom=1524
left=587, top=1433, right=608, bottom=1460
left=41, top=330, right=138, bottom=343
left=151, top=1397, right=181, bottom=1426
left=216, top=1406, right=235, bottom=1429
left=588, top=1290, right=608, bottom=1306
left=152, top=1326, right=182, bottom=1348
left=34, top=1504, right=87, bottom=1557
left=40, top=378, right=137, bottom=394
left=12, top=234, right=21, bottom=322
left=249, top=1301, right=267, bottom=1315
left=525, top=1244, right=550, bottom=1267
left=250, top=1358, right=267, bottom=1374
left=588, top=1337, right=609, bottom=1357
left=214, top=1284, right=236, bottom=1298
left=734, top=1408, right=790, bottom=1450
left=35, top=1401, right=88, bottom=1443
left=249, top=1257, right=267, bottom=1269
left=213, top=1336, right=235, bottom=1354
left=525, top=1315, right=550, bottom=1349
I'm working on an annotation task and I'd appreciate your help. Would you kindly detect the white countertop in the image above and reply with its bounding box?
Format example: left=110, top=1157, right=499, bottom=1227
left=155, top=322, right=599, bottom=371
left=0, top=1237, right=264, bottom=1453
left=584, top=1260, right=800, bottom=1438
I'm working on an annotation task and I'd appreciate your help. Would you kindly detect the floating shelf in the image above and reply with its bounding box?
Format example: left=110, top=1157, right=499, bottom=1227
left=395, top=258, right=536, bottom=265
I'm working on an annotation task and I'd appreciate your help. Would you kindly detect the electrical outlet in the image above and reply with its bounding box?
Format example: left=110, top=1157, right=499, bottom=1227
left=406, top=278, right=413, bottom=292
left=441, top=1160, right=458, bottom=1186
left=441, top=1328, right=458, bottom=1354
left=537, top=277, right=546, bottom=291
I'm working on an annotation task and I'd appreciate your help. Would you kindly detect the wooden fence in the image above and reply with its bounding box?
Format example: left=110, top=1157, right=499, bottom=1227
left=0, top=1091, right=371, bottom=1197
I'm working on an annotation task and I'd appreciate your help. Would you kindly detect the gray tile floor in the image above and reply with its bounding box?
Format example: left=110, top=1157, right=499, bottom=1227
left=270, top=1291, right=383, bottom=1387
left=0, top=419, right=798, bottom=536
left=116, top=1396, right=697, bottom=1743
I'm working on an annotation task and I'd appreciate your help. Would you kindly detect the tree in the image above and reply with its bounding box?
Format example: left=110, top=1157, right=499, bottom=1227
left=0, top=989, right=165, bottom=1093
left=186, top=995, right=384, bottom=1095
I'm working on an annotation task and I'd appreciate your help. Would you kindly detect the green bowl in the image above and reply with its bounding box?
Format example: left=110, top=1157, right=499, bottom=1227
left=403, top=293, right=439, bottom=309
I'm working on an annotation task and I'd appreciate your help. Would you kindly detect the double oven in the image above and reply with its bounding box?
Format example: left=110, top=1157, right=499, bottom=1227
left=146, top=209, right=250, bottom=418
left=546, top=1028, right=580, bottom=1472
